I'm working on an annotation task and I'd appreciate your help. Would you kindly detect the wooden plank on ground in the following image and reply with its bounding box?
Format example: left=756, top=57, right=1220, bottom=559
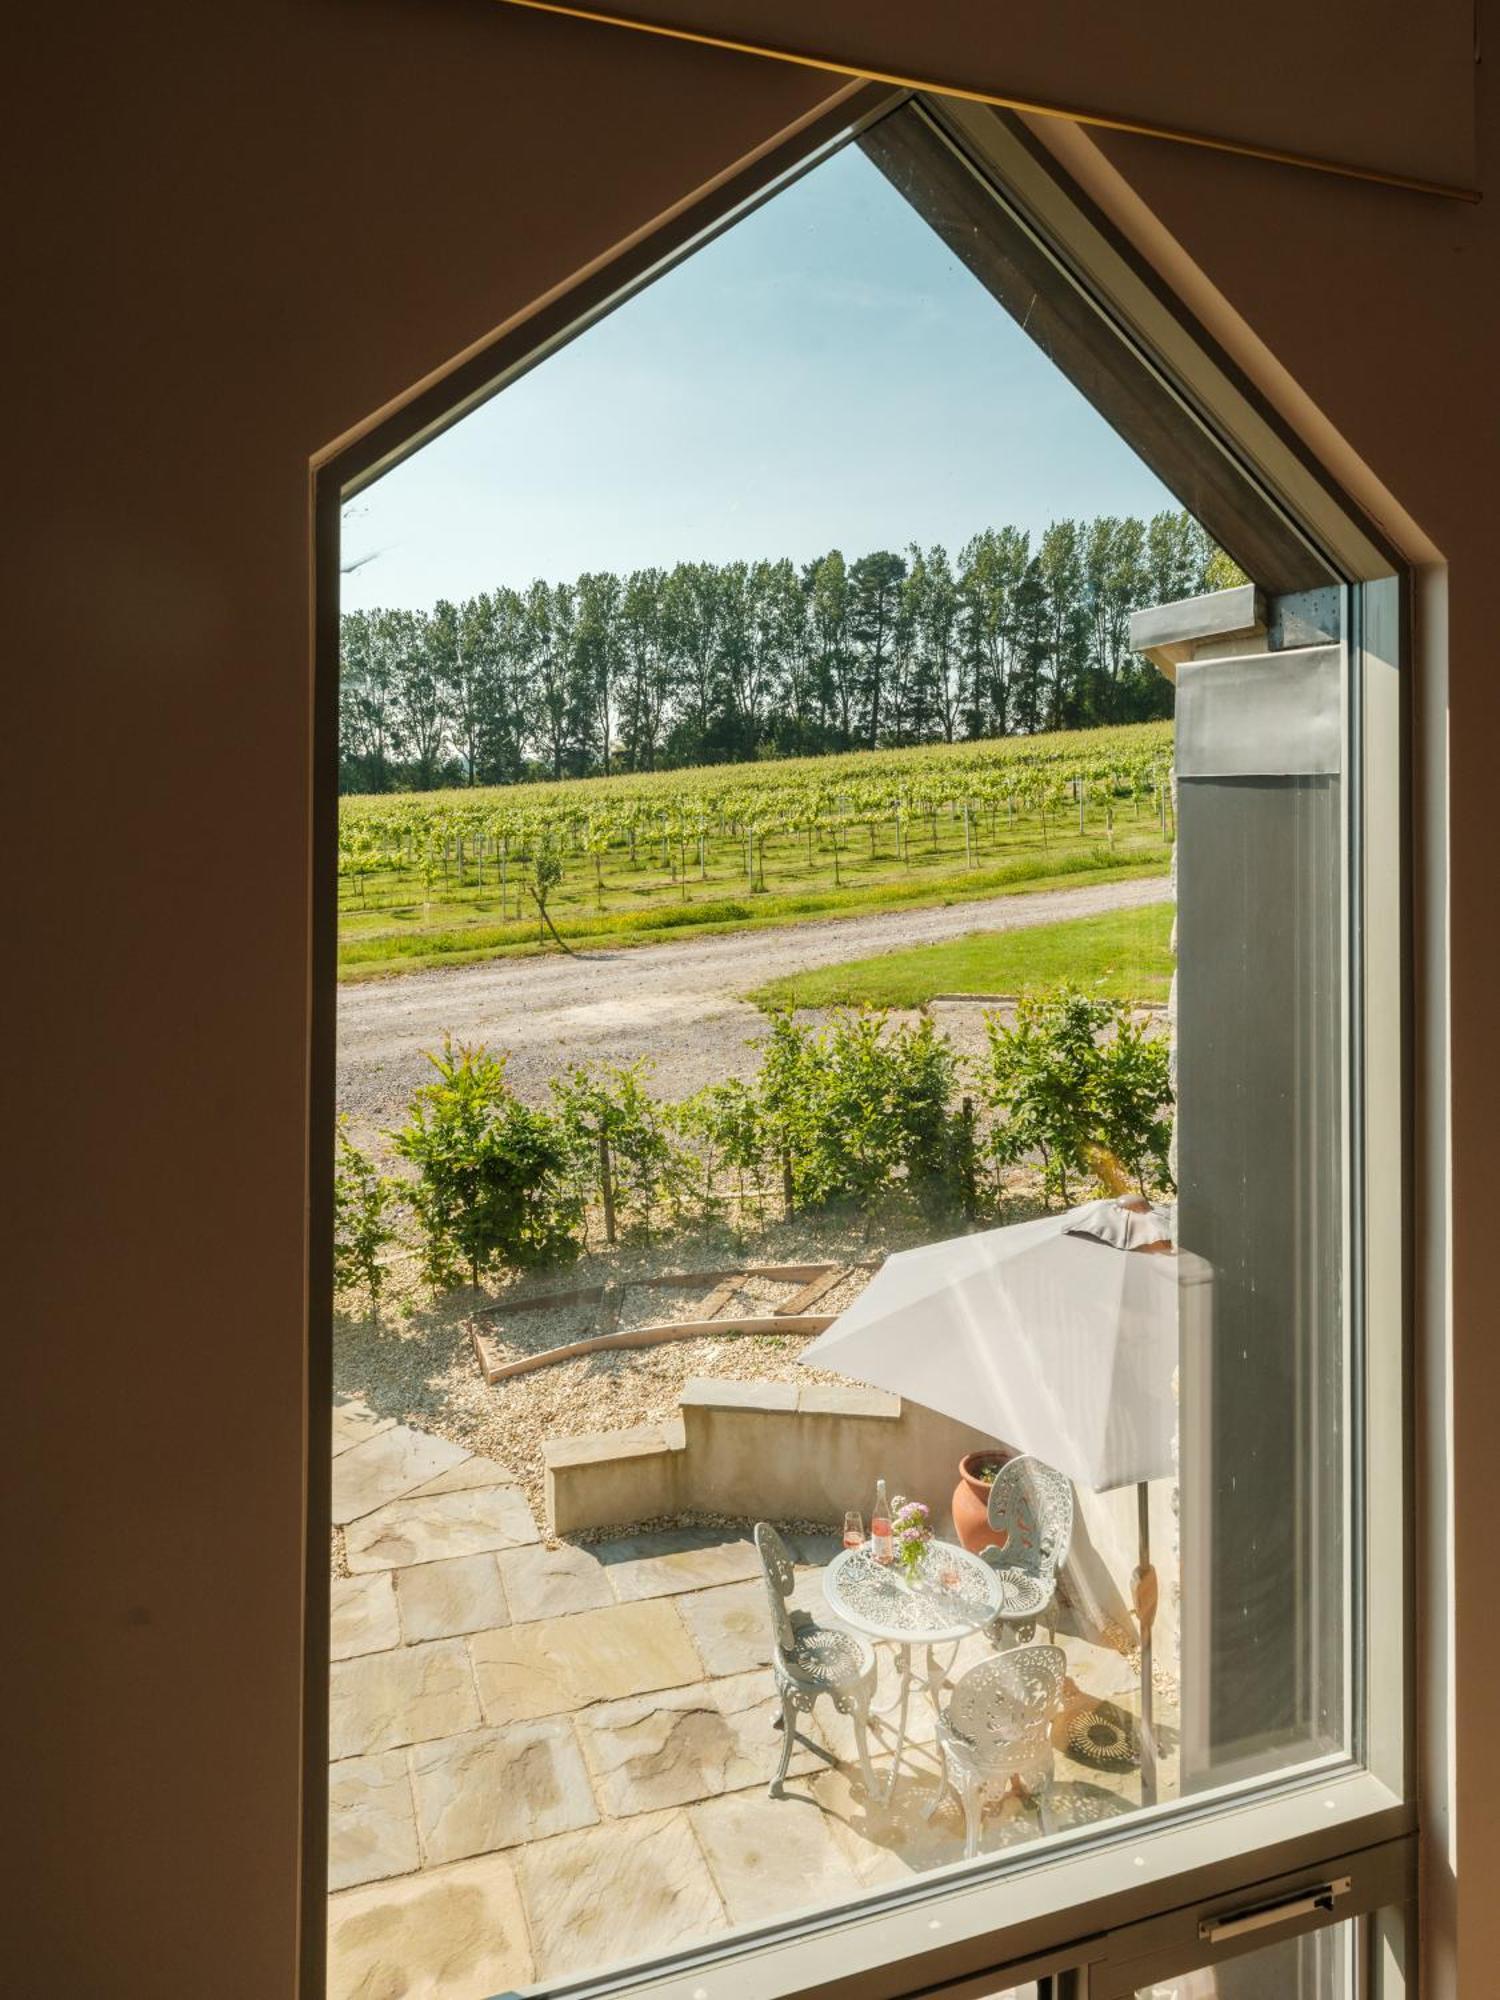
left=470, top=1322, right=507, bottom=1386
left=775, top=1265, right=852, bottom=1316
left=477, top=1314, right=838, bottom=1383
left=696, top=1275, right=746, bottom=1319
left=472, top=1280, right=607, bottom=1320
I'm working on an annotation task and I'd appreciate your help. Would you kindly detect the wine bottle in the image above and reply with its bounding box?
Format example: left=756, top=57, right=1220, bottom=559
left=872, top=1479, right=892, bottom=1565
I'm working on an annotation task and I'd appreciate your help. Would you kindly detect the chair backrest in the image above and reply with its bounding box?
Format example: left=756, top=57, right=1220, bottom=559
left=986, top=1454, right=1074, bottom=1577
left=754, top=1521, right=798, bottom=1654
left=946, top=1642, right=1067, bottom=1753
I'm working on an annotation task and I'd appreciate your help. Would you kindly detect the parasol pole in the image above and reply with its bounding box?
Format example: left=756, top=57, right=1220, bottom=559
left=1132, top=1480, right=1159, bottom=1804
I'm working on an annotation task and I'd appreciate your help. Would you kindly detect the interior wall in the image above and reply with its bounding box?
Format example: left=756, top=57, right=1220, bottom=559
left=502, top=0, right=1478, bottom=189
left=6, top=2, right=1490, bottom=1995
left=4, top=6, right=834, bottom=1993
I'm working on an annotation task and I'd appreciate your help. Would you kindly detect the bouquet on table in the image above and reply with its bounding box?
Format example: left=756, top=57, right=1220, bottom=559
left=891, top=1499, right=932, bottom=1583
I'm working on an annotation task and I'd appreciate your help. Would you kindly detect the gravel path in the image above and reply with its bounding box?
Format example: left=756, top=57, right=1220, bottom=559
left=337, top=874, right=1170, bottom=1137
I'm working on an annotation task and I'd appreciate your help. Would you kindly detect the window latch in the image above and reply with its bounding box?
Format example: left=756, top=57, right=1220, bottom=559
left=1198, top=1876, right=1351, bottom=1945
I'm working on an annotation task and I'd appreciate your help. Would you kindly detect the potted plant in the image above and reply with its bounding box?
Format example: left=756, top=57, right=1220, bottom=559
left=952, top=1446, right=1015, bottom=1554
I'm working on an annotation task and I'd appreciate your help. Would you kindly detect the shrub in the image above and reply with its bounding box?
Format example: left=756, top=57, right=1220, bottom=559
left=676, top=1077, right=770, bottom=1219
left=1092, top=1009, right=1173, bottom=1194
left=333, top=1121, right=397, bottom=1310
left=550, top=1060, right=694, bottom=1240
left=757, top=1009, right=977, bottom=1220
left=977, top=988, right=1173, bottom=1205
left=393, top=1037, right=581, bottom=1288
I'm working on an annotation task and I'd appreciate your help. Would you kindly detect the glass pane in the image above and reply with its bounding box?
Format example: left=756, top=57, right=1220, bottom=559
left=1133, top=1916, right=1356, bottom=1997
left=325, top=94, right=1371, bottom=2000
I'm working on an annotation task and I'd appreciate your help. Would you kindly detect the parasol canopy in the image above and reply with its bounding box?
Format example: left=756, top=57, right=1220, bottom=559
left=799, top=1197, right=1178, bottom=1494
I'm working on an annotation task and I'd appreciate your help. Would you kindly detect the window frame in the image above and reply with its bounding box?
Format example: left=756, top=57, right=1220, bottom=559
left=305, top=85, right=1415, bottom=2000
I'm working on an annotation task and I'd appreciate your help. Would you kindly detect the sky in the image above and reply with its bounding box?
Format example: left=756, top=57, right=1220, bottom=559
left=340, top=142, right=1178, bottom=612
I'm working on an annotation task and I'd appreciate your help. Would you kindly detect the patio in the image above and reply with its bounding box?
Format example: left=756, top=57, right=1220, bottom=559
left=329, top=1396, right=1176, bottom=1998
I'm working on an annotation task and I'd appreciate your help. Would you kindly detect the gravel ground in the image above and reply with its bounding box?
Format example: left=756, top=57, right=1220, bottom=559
left=333, top=1194, right=1050, bottom=1539
left=336, top=875, right=1171, bottom=1145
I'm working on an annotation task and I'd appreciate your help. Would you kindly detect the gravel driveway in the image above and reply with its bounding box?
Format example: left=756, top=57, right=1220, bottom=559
left=337, top=874, right=1171, bottom=1138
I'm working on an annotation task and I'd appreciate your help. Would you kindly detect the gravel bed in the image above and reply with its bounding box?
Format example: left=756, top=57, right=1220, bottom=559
left=332, top=1204, right=1026, bottom=1535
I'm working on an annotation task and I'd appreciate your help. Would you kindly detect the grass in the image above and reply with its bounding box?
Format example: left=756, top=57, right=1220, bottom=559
left=338, top=847, right=1171, bottom=980
left=748, top=901, right=1175, bottom=1011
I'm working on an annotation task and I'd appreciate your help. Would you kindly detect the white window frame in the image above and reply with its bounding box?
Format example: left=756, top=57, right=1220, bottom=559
left=307, top=83, right=1415, bottom=2000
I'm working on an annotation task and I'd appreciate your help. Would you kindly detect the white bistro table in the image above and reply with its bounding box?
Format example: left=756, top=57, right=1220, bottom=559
left=822, top=1540, right=1004, bottom=1799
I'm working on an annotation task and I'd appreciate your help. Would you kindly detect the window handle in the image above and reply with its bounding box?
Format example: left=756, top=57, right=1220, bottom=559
left=1198, top=1876, right=1351, bottom=1945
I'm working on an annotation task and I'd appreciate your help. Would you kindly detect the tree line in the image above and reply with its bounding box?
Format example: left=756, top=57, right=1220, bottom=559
left=340, top=509, right=1239, bottom=792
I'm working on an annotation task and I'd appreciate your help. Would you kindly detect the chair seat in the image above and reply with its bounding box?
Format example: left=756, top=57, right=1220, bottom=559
left=937, top=1713, right=1054, bottom=1784
left=981, top=1562, right=1054, bottom=1619
left=779, top=1618, right=877, bottom=1692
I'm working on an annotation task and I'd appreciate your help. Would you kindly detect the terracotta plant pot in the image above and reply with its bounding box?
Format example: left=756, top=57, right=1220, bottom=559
left=952, top=1447, right=1015, bottom=1555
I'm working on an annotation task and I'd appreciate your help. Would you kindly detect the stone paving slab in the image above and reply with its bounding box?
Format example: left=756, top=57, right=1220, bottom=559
left=470, top=1598, right=701, bottom=1725
left=676, top=1579, right=774, bottom=1678
left=410, top=1719, right=598, bottom=1864
left=330, top=1571, right=400, bottom=1662
left=345, top=1484, right=540, bottom=1571
left=331, top=1395, right=395, bottom=1458
left=327, top=1850, right=532, bottom=2000
left=331, top=1423, right=472, bottom=1526
left=329, top=1638, right=481, bottom=1761
left=328, top=1749, right=419, bottom=1892
left=405, top=1454, right=518, bottom=1499
left=395, top=1552, right=509, bottom=1644
left=602, top=1529, right=762, bottom=1602
left=577, top=1667, right=824, bottom=1816
left=688, top=1789, right=866, bottom=1928
left=514, top=1809, right=727, bottom=1983
left=499, top=1540, right=614, bottom=1622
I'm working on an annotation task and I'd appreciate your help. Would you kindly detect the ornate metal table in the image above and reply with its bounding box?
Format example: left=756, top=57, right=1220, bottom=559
left=822, top=1540, right=1004, bottom=1799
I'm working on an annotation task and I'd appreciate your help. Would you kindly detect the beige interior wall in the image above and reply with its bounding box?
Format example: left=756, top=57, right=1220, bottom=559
left=511, top=0, right=1478, bottom=188
left=7, top=2, right=1490, bottom=1993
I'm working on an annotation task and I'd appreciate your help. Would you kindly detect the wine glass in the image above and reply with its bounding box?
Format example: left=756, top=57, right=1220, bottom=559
left=843, top=1510, right=864, bottom=1550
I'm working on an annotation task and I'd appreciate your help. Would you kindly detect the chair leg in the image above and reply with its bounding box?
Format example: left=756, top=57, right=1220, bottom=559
left=883, top=1661, right=913, bottom=1804
left=850, top=1700, right=878, bottom=1799
left=959, top=1771, right=981, bottom=1860
left=922, top=1765, right=950, bottom=1823
left=770, top=1693, right=797, bottom=1798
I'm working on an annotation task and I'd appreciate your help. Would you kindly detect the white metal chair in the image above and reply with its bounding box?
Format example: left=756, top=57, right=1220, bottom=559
left=926, top=1642, right=1066, bottom=1857
left=754, top=1522, right=879, bottom=1798
left=983, top=1453, right=1074, bottom=1645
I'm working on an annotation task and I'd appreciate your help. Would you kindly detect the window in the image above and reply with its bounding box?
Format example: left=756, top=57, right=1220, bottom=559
left=312, top=86, right=1410, bottom=2000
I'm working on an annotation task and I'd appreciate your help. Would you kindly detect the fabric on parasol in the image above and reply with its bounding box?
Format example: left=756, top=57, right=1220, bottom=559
left=799, top=1198, right=1178, bottom=1493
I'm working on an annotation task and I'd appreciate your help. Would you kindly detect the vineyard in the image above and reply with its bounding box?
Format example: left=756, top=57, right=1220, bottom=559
left=339, top=721, right=1175, bottom=976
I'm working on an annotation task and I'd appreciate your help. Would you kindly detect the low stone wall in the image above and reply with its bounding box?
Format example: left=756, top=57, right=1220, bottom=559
left=544, top=1377, right=1178, bottom=1673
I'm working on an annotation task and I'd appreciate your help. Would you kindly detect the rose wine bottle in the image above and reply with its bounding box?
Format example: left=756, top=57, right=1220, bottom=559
left=872, top=1480, right=892, bottom=1565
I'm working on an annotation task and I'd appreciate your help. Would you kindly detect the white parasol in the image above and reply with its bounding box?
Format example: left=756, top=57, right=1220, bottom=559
left=800, top=1195, right=1180, bottom=1800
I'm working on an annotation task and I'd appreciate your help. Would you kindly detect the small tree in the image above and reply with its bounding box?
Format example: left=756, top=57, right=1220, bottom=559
left=678, top=1076, right=769, bottom=1219
left=1092, top=1010, right=1174, bottom=1194
left=527, top=846, right=575, bottom=953
left=333, top=1121, right=396, bottom=1312
left=754, top=1008, right=975, bottom=1221
left=977, top=989, right=1173, bottom=1206
left=550, top=1060, right=693, bottom=1240
left=393, top=1038, right=581, bottom=1289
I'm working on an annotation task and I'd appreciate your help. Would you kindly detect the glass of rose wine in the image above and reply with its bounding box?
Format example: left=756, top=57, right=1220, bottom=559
left=843, top=1510, right=864, bottom=1550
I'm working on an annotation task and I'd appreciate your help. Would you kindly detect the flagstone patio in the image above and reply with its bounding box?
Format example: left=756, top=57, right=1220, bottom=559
left=328, top=1394, right=1173, bottom=1999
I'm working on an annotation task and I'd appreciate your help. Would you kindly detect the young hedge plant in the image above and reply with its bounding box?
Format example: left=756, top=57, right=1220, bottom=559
left=333, top=1120, right=397, bottom=1312
left=393, top=1037, right=582, bottom=1289
left=978, top=988, right=1172, bottom=1206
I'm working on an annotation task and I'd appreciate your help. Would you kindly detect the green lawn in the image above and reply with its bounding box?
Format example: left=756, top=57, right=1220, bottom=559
left=338, top=846, right=1170, bottom=980
left=749, top=900, right=1175, bottom=1011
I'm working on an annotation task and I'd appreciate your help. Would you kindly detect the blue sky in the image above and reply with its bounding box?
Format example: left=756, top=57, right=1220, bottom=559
left=341, top=142, right=1177, bottom=611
